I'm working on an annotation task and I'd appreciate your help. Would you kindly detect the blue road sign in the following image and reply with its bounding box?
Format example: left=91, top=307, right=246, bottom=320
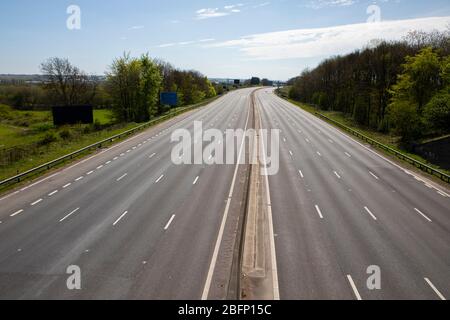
left=160, top=92, right=178, bottom=106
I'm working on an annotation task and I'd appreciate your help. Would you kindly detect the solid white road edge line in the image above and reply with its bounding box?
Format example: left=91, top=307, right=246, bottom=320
left=201, top=103, right=250, bottom=300
left=259, top=106, right=281, bottom=300
left=424, top=278, right=446, bottom=300
left=347, top=275, right=362, bottom=300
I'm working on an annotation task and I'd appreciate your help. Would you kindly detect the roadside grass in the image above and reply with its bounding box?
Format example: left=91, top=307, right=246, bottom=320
left=93, top=109, right=115, bottom=125
left=0, top=107, right=116, bottom=149
left=0, top=124, right=29, bottom=149
left=0, top=122, right=137, bottom=181
left=278, top=94, right=450, bottom=180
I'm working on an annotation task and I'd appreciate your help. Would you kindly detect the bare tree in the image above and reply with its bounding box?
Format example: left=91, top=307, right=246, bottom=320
left=40, top=57, right=96, bottom=106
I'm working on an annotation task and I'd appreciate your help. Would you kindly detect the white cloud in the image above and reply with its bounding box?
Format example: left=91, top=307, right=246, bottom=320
left=196, top=8, right=230, bottom=19
left=157, top=38, right=216, bottom=48
left=196, top=4, right=244, bottom=20
left=307, top=0, right=357, bottom=9
left=158, top=43, right=176, bottom=48
left=210, top=16, right=450, bottom=60
left=129, top=25, right=144, bottom=30
left=253, top=2, right=270, bottom=9
left=224, top=3, right=244, bottom=10
left=178, top=41, right=196, bottom=46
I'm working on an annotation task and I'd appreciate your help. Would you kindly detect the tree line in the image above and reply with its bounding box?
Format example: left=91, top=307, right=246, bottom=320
left=0, top=53, right=221, bottom=123
left=288, top=29, right=450, bottom=144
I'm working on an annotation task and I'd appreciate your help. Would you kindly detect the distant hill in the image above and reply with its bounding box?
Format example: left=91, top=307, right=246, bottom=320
left=0, top=74, right=106, bottom=84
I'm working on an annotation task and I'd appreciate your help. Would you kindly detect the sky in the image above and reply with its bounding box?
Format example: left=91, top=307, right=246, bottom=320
left=0, top=0, right=449, bottom=80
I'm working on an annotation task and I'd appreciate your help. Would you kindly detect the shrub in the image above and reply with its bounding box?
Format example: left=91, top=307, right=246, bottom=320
left=39, top=132, right=58, bottom=145
left=424, top=92, right=450, bottom=134
left=33, top=123, right=54, bottom=132
left=12, top=119, right=30, bottom=127
left=388, top=100, right=422, bottom=143
left=0, top=104, right=12, bottom=119
left=59, top=129, right=73, bottom=140
left=92, top=119, right=103, bottom=131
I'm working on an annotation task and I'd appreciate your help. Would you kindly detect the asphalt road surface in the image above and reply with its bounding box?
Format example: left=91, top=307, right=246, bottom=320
left=0, top=88, right=254, bottom=299
left=256, top=89, right=449, bottom=300
left=0, top=88, right=448, bottom=300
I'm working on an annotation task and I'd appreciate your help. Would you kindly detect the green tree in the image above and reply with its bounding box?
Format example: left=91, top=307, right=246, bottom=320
left=388, top=99, right=422, bottom=143
left=400, top=47, right=442, bottom=111
left=139, top=54, right=162, bottom=121
left=441, top=55, right=450, bottom=87
left=106, top=53, right=162, bottom=122
left=424, top=92, right=450, bottom=133
left=388, top=47, right=443, bottom=141
left=106, top=53, right=141, bottom=122
left=206, top=80, right=217, bottom=98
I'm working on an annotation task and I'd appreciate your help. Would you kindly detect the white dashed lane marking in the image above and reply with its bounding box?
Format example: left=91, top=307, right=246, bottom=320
left=31, top=199, right=43, bottom=206
left=10, top=209, right=24, bottom=217
left=369, top=171, right=379, bottom=180
left=414, top=208, right=432, bottom=223
left=116, top=173, right=128, bottom=182
left=364, top=207, right=377, bottom=221
left=315, top=205, right=324, bottom=219
left=164, top=215, right=176, bottom=230
left=59, top=208, right=80, bottom=223
left=113, top=211, right=128, bottom=226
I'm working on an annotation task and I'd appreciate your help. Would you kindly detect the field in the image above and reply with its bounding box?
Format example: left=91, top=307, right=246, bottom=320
left=0, top=105, right=115, bottom=147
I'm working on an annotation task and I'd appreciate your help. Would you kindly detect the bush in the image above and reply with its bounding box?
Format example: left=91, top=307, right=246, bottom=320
left=388, top=100, right=422, bottom=142
left=39, top=132, right=58, bottom=145
left=0, top=104, right=12, bottom=120
left=12, top=119, right=30, bottom=127
left=424, top=92, right=450, bottom=133
left=33, top=123, right=54, bottom=132
left=92, top=119, right=103, bottom=131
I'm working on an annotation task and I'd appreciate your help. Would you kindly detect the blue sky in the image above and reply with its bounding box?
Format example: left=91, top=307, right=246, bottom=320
left=0, top=0, right=449, bottom=80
